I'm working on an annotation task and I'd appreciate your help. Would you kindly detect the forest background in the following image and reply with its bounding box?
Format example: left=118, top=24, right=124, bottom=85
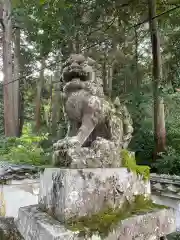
left=1, top=0, right=180, bottom=175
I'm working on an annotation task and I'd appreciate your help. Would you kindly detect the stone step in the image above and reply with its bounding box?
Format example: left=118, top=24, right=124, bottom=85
left=16, top=205, right=176, bottom=240
left=38, top=168, right=150, bottom=222
left=15, top=205, right=74, bottom=240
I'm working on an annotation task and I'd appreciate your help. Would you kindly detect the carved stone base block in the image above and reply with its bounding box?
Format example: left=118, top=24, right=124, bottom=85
left=16, top=205, right=176, bottom=240
left=38, top=168, right=150, bottom=222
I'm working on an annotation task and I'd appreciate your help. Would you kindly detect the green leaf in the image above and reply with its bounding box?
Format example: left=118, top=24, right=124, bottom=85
left=39, top=0, right=46, bottom=4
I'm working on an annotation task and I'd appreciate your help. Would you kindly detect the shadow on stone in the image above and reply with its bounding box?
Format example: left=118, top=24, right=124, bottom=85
left=0, top=217, right=23, bottom=240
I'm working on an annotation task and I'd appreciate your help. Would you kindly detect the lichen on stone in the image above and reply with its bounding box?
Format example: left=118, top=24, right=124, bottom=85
left=65, top=195, right=168, bottom=238
left=121, top=149, right=150, bottom=180
left=52, top=54, right=134, bottom=168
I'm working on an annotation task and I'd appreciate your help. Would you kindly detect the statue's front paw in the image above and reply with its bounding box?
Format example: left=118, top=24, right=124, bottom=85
left=53, top=141, right=63, bottom=151
left=66, top=136, right=80, bottom=148
left=53, top=137, right=80, bottom=151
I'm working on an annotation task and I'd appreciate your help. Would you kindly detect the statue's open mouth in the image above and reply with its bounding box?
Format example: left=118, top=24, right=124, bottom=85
left=63, top=65, right=90, bottom=82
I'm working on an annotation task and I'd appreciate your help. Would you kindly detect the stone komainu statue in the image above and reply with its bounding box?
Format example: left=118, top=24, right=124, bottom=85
left=53, top=54, right=133, bottom=168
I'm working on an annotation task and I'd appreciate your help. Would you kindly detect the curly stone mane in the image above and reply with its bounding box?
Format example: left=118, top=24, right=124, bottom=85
left=53, top=54, right=133, bottom=168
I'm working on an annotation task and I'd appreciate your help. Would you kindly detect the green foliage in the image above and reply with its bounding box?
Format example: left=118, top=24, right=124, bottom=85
left=0, top=137, right=17, bottom=156
left=66, top=195, right=167, bottom=238
left=153, top=147, right=180, bottom=175
left=0, top=124, right=50, bottom=165
left=165, top=93, right=180, bottom=154
left=129, top=124, right=154, bottom=164
left=122, top=87, right=155, bottom=164
left=167, top=233, right=180, bottom=240
left=9, top=0, right=180, bottom=175
left=149, top=93, right=180, bottom=175
left=166, top=120, right=180, bottom=154
left=121, top=150, right=150, bottom=180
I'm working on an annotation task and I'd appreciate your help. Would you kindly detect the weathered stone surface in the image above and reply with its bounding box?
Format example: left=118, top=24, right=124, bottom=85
left=0, top=217, right=23, bottom=240
left=0, top=161, right=39, bottom=182
left=53, top=54, right=133, bottom=168
left=151, top=173, right=180, bottom=198
left=54, top=137, right=122, bottom=168
left=16, top=205, right=77, bottom=240
left=106, top=208, right=176, bottom=240
left=38, top=168, right=150, bottom=222
left=16, top=205, right=176, bottom=240
left=151, top=194, right=180, bottom=231
left=151, top=173, right=180, bottom=231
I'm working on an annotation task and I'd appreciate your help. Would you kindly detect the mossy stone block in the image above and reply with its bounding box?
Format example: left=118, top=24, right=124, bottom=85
left=39, top=168, right=150, bottom=222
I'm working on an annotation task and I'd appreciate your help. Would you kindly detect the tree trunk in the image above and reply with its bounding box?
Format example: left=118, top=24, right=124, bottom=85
left=107, top=64, right=113, bottom=98
left=135, top=27, right=140, bottom=88
left=148, top=0, right=166, bottom=159
left=35, top=57, right=45, bottom=131
left=157, top=98, right=166, bottom=152
left=13, top=27, right=20, bottom=136
left=51, top=57, right=62, bottom=136
left=2, top=0, right=17, bottom=136
left=19, top=91, right=24, bottom=136
left=102, top=57, right=109, bottom=96
left=72, top=33, right=80, bottom=54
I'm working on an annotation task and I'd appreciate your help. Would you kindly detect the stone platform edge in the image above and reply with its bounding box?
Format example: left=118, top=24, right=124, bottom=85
left=16, top=204, right=176, bottom=240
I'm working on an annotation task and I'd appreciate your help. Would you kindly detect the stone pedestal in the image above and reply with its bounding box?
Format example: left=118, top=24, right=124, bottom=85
left=15, top=167, right=176, bottom=240
left=16, top=205, right=176, bottom=240
left=38, top=168, right=150, bottom=222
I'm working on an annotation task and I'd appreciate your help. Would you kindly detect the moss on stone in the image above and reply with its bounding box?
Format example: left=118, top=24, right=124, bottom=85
left=66, top=195, right=168, bottom=238
left=121, top=149, right=150, bottom=180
